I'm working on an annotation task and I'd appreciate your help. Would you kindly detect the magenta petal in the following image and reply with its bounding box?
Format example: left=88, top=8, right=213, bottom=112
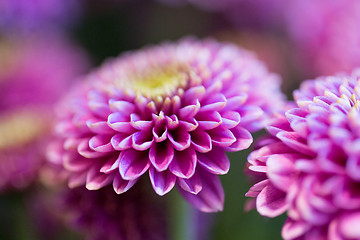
left=119, top=149, right=150, bottom=180
left=277, top=131, right=315, bottom=157
left=149, top=141, right=174, bottom=171
left=168, top=128, right=191, bottom=151
left=112, top=174, right=137, bottom=194
left=197, top=149, right=229, bottom=175
left=182, top=86, right=206, bottom=105
left=111, top=133, right=133, bottom=150
left=86, top=166, right=113, bottom=190
left=208, top=127, right=236, bottom=147
left=89, top=135, right=113, bottom=152
left=281, top=218, right=311, bottom=240
left=267, top=154, right=297, bottom=192
left=149, top=167, right=176, bottom=196
left=199, top=93, right=227, bottom=112
left=68, top=172, right=87, bottom=188
left=178, top=169, right=224, bottom=212
left=196, top=111, right=222, bottom=130
left=63, top=152, right=91, bottom=171
left=100, top=156, right=119, bottom=173
left=77, top=139, right=107, bottom=158
left=88, top=100, right=110, bottom=118
left=178, top=172, right=202, bottom=194
left=86, top=120, right=114, bottom=134
left=256, top=183, right=288, bottom=217
left=245, top=180, right=269, bottom=198
left=338, top=212, right=360, bottom=238
left=225, top=126, right=253, bottom=152
left=152, top=125, right=168, bottom=142
left=221, top=110, right=241, bottom=129
left=132, top=130, right=153, bottom=150
left=179, top=100, right=200, bottom=120
left=130, top=113, right=153, bottom=130
left=107, top=112, right=133, bottom=133
left=109, top=99, right=136, bottom=113
left=191, top=128, right=212, bottom=153
left=169, top=147, right=197, bottom=178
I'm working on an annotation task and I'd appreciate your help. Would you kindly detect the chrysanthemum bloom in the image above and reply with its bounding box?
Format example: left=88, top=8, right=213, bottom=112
left=48, top=38, right=284, bottom=212
left=246, top=70, right=360, bottom=239
left=285, top=0, right=360, bottom=77
left=59, top=182, right=169, bottom=240
left=0, top=36, right=88, bottom=192
left=0, top=0, right=81, bottom=33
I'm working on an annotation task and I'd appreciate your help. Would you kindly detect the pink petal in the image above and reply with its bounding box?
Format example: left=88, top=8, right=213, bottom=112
left=178, top=169, right=224, bottom=212
left=68, top=172, right=87, bottom=188
left=63, top=152, right=91, bottom=172
left=109, top=99, right=136, bottom=113
left=338, top=212, right=360, bottom=239
left=267, top=154, right=297, bottom=192
left=132, top=130, right=153, bottom=151
left=221, top=110, right=241, bottom=129
left=86, top=166, right=113, bottom=190
left=168, top=128, right=191, bottom=151
left=130, top=113, right=153, bottom=130
left=197, top=149, right=229, bottom=175
left=179, top=100, right=200, bottom=120
left=89, top=135, right=114, bottom=152
left=169, top=147, right=196, bottom=178
left=149, top=141, right=174, bottom=171
left=119, top=149, right=151, bottom=180
left=256, top=183, right=288, bottom=217
left=196, top=111, right=222, bottom=130
left=86, top=120, right=114, bottom=134
left=177, top=172, right=202, bottom=194
left=191, top=128, right=212, bottom=153
left=182, top=86, right=206, bottom=105
left=208, top=127, right=236, bottom=147
left=199, top=93, right=227, bottom=112
left=77, top=139, right=107, bottom=158
left=149, top=167, right=176, bottom=196
left=111, top=133, right=133, bottom=150
left=277, top=131, right=315, bottom=157
left=112, top=174, right=137, bottom=194
left=225, top=126, right=253, bottom=152
left=281, top=218, right=311, bottom=240
left=107, top=112, right=133, bottom=133
left=100, top=156, right=119, bottom=173
left=245, top=180, right=269, bottom=198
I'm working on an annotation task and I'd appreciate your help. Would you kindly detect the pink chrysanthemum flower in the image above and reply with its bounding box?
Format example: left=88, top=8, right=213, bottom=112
left=0, top=36, right=88, bottom=192
left=286, top=0, right=360, bottom=77
left=59, top=183, right=169, bottom=240
left=0, top=0, right=81, bottom=33
left=48, top=38, right=284, bottom=212
left=246, top=70, right=360, bottom=239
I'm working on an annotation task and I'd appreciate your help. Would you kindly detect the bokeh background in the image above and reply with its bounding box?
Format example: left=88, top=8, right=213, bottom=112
left=1, top=0, right=359, bottom=239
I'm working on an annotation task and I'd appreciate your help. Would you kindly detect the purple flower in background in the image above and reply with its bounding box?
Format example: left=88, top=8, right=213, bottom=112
left=59, top=183, right=169, bottom=240
left=246, top=70, right=360, bottom=239
left=0, top=36, right=89, bottom=192
left=0, top=0, right=82, bottom=33
left=286, top=0, right=360, bottom=77
left=47, top=38, right=284, bottom=212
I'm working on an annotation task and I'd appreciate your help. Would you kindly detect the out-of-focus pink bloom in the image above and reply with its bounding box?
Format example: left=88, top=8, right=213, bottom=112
left=0, top=0, right=82, bottom=33
left=60, top=184, right=169, bottom=240
left=286, top=0, right=360, bottom=77
left=47, top=38, right=284, bottom=212
left=246, top=70, right=360, bottom=239
left=0, top=36, right=89, bottom=192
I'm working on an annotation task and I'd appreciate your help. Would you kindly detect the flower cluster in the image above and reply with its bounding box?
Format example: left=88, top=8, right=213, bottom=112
left=48, top=38, right=284, bottom=212
left=246, top=70, right=360, bottom=239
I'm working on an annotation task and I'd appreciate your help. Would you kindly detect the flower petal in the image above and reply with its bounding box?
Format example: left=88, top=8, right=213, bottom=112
left=111, top=133, right=133, bottom=150
left=256, top=183, right=288, bottom=217
left=177, top=172, right=202, bottom=194
left=168, top=128, right=191, bottom=151
left=86, top=166, right=113, bottom=190
left=149, top=141, right=174, bottom=171
left=225, top=126, right=253, bottom=152
left=149, top=167, right=176, bottom=196
left=119, top=149, right=151, bottom=180
left=89, top=135, right=113, bottom=152
left=191, top=128, right=212, bottom=153
left=108, top=112, right=133, bottom=133
left=112, top=174, right=137, bottom=194
left=197, top=148, right=229, bottom=175
left=169, top=147, right=197, bottom=178
left=178, top=169, right=224, bottom=212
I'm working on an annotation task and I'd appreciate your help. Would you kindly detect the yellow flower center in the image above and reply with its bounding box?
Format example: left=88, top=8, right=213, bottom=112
left=0, top=108, right=49, bottom=150
left=116, top=64, right=189, bottom=99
